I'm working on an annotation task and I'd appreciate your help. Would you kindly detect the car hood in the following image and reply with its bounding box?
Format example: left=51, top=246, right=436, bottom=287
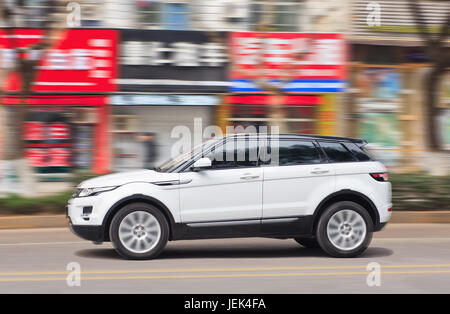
left=78, top=170, right=179, bottom=188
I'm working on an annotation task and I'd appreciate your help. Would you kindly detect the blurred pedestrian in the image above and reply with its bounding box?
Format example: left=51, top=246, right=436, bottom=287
left=137, top=132, right=158, bottom=169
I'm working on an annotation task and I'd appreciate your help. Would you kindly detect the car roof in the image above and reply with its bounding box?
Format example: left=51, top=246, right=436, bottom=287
left=222, top=133, right=367, bottom=145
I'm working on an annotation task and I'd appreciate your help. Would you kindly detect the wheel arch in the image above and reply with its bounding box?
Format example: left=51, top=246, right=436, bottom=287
left=101, top=194, right=177, bottom=241
left=312, top=190, right=380, bottom=232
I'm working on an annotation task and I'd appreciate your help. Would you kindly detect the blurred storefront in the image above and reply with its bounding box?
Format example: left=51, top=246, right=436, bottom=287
left=224, top=32, right=347, bottom=135
left=111, top=29, right=228, bottom=170
left=349, top=0, right=450, bottom=170
left=0, top=28, right=117, bottom=175
left=348, top=59, right=427, bottom=170
left=439, top=73, right=450, bottom=150
left=354, top=66, right=403, bottom=167
left=110, top=94, right=219, bottom=170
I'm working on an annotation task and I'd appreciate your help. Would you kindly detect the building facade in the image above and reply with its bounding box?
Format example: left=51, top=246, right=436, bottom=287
left=0, top=28, right=116, bottom=175
left=110, top=29, right=228, bottom=170
left=348, top=0, right=450, bottom=170
left=223, top=31, right=347, bottom=136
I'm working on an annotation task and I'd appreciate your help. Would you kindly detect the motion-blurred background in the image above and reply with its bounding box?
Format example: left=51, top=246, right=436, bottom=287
left=0, top=0, right=449, bottom=215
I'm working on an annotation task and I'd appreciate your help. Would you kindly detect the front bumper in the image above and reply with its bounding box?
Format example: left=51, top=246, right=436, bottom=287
left=69, top=220, right=105, bottom=242
left=67, top=195, right=105, bottom=225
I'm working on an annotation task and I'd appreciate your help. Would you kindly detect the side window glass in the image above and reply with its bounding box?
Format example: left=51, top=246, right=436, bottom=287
left=319, top=142, right=357, bottom=163
left=206, top=138, right=259, bottom=169
left=207, top=142, right=235, bottom=169
left=343, top=142, right=372, bottom=161
left=268, top=140, right=321, bottom=166
left=236, top=138, right=259, bottom=168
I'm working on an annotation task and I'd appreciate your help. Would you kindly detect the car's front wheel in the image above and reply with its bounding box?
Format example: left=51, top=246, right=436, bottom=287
left=316, top=201, right=373, bottom=258
left=109, top=203, right=169, bottom=260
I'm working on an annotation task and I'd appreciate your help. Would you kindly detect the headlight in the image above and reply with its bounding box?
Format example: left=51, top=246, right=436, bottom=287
left=74, top=186, right=118, bottom=198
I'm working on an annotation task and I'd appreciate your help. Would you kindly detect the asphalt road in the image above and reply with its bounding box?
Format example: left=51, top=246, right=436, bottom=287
left=0, top=223, right=450, bottom=293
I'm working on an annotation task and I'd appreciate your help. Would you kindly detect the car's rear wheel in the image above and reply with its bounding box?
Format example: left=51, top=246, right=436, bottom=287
left=110, top=202, right=169, bottom=260
left=294, top=237, right=319, bottom=248
left=316, top=201, right=373, bottom=258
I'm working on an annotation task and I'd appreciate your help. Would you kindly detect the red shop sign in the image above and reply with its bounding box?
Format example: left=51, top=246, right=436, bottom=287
left=0, top=29, right=118, bottom=92
left=26, top=148, right=71, bottom=167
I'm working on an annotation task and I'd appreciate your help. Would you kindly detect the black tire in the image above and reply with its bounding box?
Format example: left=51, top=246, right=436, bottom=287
left=294, top=237, right=319, bottom=248
left=109, top=202, right=169, bottom=260
left=316, top=201, right=373, bottom=258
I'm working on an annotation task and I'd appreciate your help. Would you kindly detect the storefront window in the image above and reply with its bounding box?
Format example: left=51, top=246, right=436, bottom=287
left=287, top=120, right=315, bottom=134
left=25, top=110, right=73, bottom=173
left=227, top=94, right=319, bottom=134
left=356, top=67, right=403, bottom=167
left=440, top=109, right=450, bottom=150
left=231, top=105, right=269, bottom=118
left=73, top=125, right=93, bottom=170
left=282, top=105, right=315, bottom=118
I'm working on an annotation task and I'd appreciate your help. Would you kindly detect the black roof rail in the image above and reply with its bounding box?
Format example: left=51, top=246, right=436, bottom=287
left=226, top=133, right=367, bottom=145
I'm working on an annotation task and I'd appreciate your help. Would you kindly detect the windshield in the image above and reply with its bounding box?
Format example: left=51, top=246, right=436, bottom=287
left=155, top=138, right=221, bottom=173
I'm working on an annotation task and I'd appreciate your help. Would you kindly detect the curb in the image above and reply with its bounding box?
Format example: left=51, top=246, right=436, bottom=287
left=0, top=211, right=450, bottom=230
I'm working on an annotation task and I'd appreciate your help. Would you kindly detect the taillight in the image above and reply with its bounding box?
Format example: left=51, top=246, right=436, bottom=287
left=370, top=172, right=389, bottom=182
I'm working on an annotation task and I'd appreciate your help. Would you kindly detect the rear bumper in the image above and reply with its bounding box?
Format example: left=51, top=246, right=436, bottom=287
left=374, top=203, right=391, bottom=232
left=69, top=220, right=104, bottom=242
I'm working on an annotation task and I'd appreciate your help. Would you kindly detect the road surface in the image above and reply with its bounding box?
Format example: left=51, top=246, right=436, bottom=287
left=0, top=223, right=449, bottom=293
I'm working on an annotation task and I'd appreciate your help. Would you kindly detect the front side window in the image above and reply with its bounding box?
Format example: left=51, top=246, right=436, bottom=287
left=206, top=138, right=260, bottom=170
left=267, top=140, right=322, bottom=166
left=156, top=138, right=219, bottom=172
left=319, top=142, right=357, bottom=163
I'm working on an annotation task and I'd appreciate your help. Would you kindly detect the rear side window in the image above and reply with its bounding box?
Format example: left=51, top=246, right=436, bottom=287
left=269, top=140, right=322, bottom=166
left=343, top=142, right=372, bottom=161
left=319, top=142, right=357, bottom=163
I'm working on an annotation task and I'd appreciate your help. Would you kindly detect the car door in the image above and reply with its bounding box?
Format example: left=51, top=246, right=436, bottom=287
left=179, top=136, right=263, bottom=224
left=262, top=138, right=336, bottom=221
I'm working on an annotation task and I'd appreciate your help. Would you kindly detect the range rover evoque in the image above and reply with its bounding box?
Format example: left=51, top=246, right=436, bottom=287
left=67, top=134, right=392, bottom=259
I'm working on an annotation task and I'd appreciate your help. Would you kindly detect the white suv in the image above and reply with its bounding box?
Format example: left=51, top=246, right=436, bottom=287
left=67, top=134, right=392, bottom=259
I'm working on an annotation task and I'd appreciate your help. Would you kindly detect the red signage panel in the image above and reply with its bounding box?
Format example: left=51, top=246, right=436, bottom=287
left=0, top=29, right=118, bottom=92
left=230, top=32, right=347, bottom=93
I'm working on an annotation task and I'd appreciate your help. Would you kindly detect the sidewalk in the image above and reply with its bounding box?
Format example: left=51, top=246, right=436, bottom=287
left=1, top=211, right=450, bottom=229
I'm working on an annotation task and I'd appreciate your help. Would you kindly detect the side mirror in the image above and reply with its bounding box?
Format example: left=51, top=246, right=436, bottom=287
left=192, top=157, right=212, bottom=171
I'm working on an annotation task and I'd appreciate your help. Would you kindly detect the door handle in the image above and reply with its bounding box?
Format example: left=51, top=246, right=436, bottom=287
left=240, top=174, right=259, bottom=180
left=311, top=169, right=329, bottom=174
